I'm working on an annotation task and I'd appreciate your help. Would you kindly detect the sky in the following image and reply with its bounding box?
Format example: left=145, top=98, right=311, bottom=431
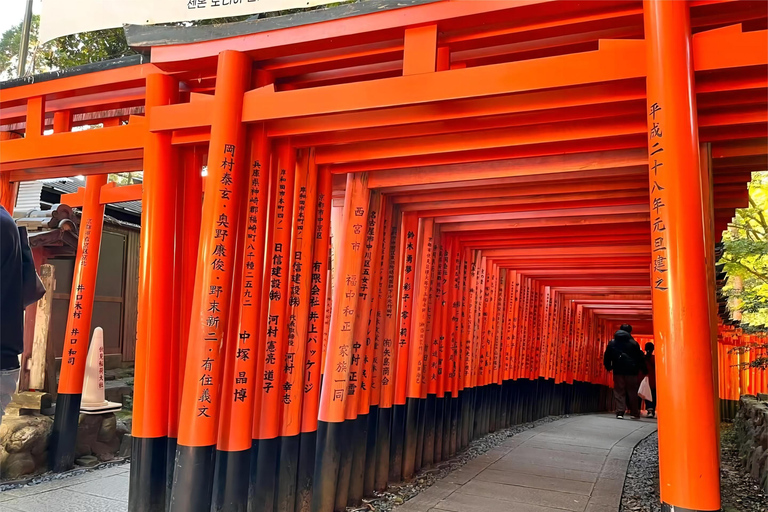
left=1, top=0, right=42, bottom=35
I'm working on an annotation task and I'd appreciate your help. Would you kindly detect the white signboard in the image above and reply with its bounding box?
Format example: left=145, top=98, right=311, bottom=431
left=39, top=0, right=341, bottom=43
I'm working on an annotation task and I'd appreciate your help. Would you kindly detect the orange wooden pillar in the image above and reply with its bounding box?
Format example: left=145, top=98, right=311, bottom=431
left=295, top=165, right=332, bottom=512
left=421, top=232, right=440, bottom=468
left=338, top=191, right=383, bottom=509
left=644, top=2, right=720, bottom=510
left=311, top=172, right=370, bottom=512
left=402, top=216, right=433, bottom=479
left=374, top=205, right=401, bottom=491
left=252, top=141, right=297, bottom=512
left=360, top=195, right=388, bottom=497
left=169, top=50, right=251, bottom=512
left=128, top=72, right=179, bottom=511
left=170, top=145, right=204, bottom=461
left=459, top=248, right=475, bottom=446
left=211, top=126, right=270, bottom=511
left=434, top=240, right=451, bottom=461
left=49, top=172, right=108, bottom=472
left=388, top=211, right=418, bottom=483
left=446, top=239, right=461, bottom=455
left=272, top=148, right=318, bottom=512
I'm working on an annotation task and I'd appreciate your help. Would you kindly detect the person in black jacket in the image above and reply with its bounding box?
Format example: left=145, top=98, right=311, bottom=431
left=0, top=205, right=23, bottom=421
left=603, top=329, right=646, bottom=419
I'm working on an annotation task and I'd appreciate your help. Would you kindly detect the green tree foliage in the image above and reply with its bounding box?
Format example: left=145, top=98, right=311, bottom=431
left=1, top=1, right=360, bottom=79
left=0, top=15, right=135, bottom=79
left=720, top=171, right=768, bottom=329
left=44, top=28, right=135, bottom=70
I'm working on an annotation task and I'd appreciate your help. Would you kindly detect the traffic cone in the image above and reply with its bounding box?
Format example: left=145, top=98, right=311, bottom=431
left=80, top=327, right=122, bottom=414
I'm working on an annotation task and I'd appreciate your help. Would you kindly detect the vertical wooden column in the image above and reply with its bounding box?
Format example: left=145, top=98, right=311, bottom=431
left=434, top=241, right=449, bottom=461
left=644, top=2, right=720, bottom=510
left=459, top=248, right=473, bottom=447
left=211, top=126, right=270, bottom=511
left=252, top=142, right=297, bottom=512
left=170, top=145, right=204, bottom=466
left=127, top=72, right=179, bottom=511
left=311, top=172, right=370, bottom=512
left=275, top=148, right=318, bottom=512
left=169, top=50, right=251, bottom=512
left=447, top=239, right=461, bottom=456
left=339, top=191, right=383, bottom=509
left=421, top=232, right=440, bottom=467
left=363, top=196, right=390, bottom=496
left=403, top=217, right=434, bottom=478
left=48, top=172, right=108, bottom=472
left=699, top=143, right=721, bottom=440
left=296, top=165, right=332, bottom=512
left=374, top=205, right=400, bottom=491
left=388, top=211, right=418, bottom=481
left=248, top=147, right=279, bottom=511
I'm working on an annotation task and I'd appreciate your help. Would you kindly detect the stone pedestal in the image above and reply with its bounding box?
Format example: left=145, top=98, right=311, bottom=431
left=0, top=411, right=131, bottom=480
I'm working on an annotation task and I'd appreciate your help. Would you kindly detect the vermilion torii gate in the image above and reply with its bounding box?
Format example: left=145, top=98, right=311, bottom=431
left=1, top=1, right=767, bottom=511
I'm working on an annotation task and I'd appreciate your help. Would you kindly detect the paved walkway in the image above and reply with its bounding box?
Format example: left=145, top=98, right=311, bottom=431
left=0, top=414, right=656, bottom=512
left=0, top=464, right=130, bottom=511
left=398, top=414, right=657, bottom=512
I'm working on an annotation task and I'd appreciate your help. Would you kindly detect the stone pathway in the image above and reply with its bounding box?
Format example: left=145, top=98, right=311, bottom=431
left=0, top=414, right=656, bottom=512
left=396, top=414, right=657, bottom=512
left=0, top=464, right=129, bottom=511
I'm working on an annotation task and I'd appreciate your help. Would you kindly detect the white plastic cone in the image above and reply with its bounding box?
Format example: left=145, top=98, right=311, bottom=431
left=80, top=327, right=121, bottom=413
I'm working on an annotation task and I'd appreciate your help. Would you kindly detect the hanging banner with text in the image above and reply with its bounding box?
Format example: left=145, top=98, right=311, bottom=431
left=39, top=0, right=341, bottom=43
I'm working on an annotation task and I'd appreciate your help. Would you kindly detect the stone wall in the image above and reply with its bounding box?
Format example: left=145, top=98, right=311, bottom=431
left=734, top=394, right=768, bottom=492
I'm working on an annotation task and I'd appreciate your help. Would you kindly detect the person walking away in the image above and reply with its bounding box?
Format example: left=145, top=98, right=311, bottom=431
left=641, top=342, right=657, bottom=418
left=0, top=205, right=23, bottom=421
left=603, top=329, right=646, bottom=419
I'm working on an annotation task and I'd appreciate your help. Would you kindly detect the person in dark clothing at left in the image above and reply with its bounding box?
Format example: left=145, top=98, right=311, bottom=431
left=603, top=329, right=646, bottom=419
left=1, top=205, right=24, bottom=420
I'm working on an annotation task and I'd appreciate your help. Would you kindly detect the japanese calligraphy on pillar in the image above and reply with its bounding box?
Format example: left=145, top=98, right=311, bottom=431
left=301, top=164, right=330, bottom=434
left=216, top=130, right=272, bottom=452
left=435, top=245, right=449, bottom=394
left=197, top=144, right=236, bottom=418
left=449, top=244, right=461, bottom=393
left=58, top=182, right=105, bottom=391
left=370, top=202, right=390, bottom=406
left=647, top=102, right=668, bottom=292
left=360, top=196, right=384, bottom=408
left=257, top=145, right=297, bottom=440
left=318, top=173, right=370, bottom=422
left=394, top=212, right=418, bottom=405
left=231, top=158, right=263, bottom=406
left=68, top=284, right=86, bottom=365
left=194, top=142, right=239, bottom=424
left=378, top=209, right=400, bottom=408
left=462, top=251, right=473, bottom=388
left=411, top=221, right=433, bottom=394
left=279, top=151, right=319, bottom=438
left=64, top=210, right=97, bottom=374
left=354, top=193, right=384, bottom=416
left=282, top=184, right=308, bottom=407
left=345, top=192, right=380, bottom=414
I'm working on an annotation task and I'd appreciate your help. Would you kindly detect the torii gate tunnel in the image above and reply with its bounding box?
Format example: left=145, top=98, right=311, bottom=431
left=2, top=1, right=767, bottom=511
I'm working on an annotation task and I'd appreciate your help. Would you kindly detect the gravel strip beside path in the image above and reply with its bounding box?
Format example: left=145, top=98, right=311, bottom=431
left=621, top=424, right=768, bottom=512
